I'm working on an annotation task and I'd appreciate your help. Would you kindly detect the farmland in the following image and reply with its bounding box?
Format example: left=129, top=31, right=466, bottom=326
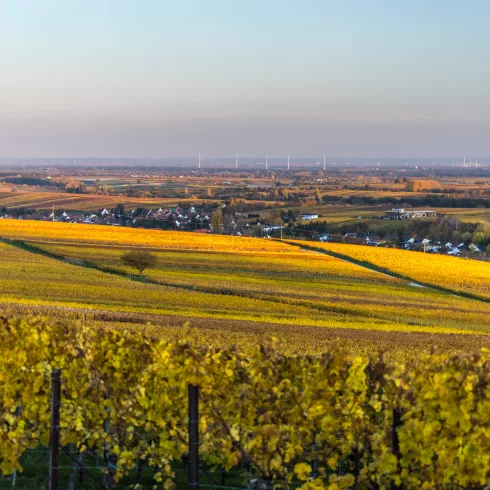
left=0, top=219, right=297, bottom=252
left=2, top=173, right=490, bottom=489
left=4, top=171, right=490, bottom=255
left=0, top=186, right=214, bottom=211
left=1, top=219, right=490, bottom=357
left=307, top=241, right=490, bottom=300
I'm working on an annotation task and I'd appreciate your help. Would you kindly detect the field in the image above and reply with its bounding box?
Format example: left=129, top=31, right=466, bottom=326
left=306, top=241, right=490, bottom=300
left=441, top=207, right=490, bottom=223
left=4, top=183, right=490, bottom=236
left=1, top=219, right=490, bottom=357
left=0, top=186, right=214, bottom=211
left=0, top=220, right=297, bottom=251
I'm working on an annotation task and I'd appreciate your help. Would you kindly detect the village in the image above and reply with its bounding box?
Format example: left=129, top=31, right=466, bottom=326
left=0, top=202, right=488, bottom=259
left=316, top=232, right=483, bottom=255
left=0, top=205, right=214, bottom=232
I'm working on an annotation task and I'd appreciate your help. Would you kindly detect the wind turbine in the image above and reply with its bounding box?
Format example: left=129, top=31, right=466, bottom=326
left=287, top=153, right=290, bottom=170
left=198, top=153, right=201, bottom=169
left=235, top=154, right=238, bottom=169
left=323, top=154, right=326, bottom=171
left=265, top=154, right=268, bottom=171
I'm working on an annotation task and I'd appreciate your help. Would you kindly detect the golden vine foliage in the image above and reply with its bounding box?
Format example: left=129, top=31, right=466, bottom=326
left=8, top=240, right=490, bottom=342
left=308, top=241, right=490, bottom=299
left=3, top=314, right=490, bottom=489
left=0, top=219, right=295, bottom=253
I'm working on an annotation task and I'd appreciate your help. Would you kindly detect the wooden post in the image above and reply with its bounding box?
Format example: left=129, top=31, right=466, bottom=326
left=391, top=407, right=402, bottom=490
left=311, top=432, right=317, bottom=479
left=11, top=404, right=22, bottom=488
left=188, top=384, right=199, bottom=490
left=103, top=405, right=114, bottom=489
left=50, top=369, right=61, bottom=490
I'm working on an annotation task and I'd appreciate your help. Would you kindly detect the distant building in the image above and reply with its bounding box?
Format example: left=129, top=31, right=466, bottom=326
left=365, top=235, right=385, bottom=246
left=300, top=214, right=319, bottom=220
left=386, top=208, right=437, bottom=219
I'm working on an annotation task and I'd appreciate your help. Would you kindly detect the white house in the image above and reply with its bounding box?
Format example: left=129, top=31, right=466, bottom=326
left=387, top=208, right=437, bottom=219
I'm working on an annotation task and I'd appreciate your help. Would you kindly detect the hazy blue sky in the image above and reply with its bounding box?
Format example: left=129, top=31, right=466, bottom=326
left=1, top=0, right=489, bottom=158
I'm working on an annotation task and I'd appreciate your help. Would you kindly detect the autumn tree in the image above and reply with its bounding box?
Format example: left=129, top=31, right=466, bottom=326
left=65, top=179, right=86, bottom=194
left=121, top=250, right=158, bottom=276
left=211, top=208, right=223, bottom=232
left=405, top=179, right=441, bottom=192
left=472, top=232, right=486, bottom=246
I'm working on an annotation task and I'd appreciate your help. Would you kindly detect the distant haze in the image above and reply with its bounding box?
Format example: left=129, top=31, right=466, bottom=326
left=1, top=1, right=490, bottom=159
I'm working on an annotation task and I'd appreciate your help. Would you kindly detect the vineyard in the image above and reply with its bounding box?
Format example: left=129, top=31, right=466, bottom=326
left=305, top=241, right=490, bottom=300
left=0, top=220, right=298, bottom=252
left=29, top=242, right=490, bottom=336
left=1, top=217, right=490, bottom=489
left=0, top=220, right=490, bottom=357
left=5, top=3, right=490, bottom=487
left=2, top=314, right=490, bottom=489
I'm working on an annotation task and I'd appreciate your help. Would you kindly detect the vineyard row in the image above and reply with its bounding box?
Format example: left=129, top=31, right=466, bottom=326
left=1, top=314, right=490, bottom=489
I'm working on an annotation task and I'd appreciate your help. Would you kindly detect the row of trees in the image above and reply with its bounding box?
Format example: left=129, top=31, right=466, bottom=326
left=322, top=193, right=490, bottom=208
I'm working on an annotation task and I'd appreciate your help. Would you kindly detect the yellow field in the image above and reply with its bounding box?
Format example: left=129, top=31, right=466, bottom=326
left=37, top=242, right=393, bottom=282
left=0, top=219, right=295, bottom=252
left=307, top=241, right=490, bottom=299
left=2, top=241, right=443, bottom=339
left=1, top=219, right=490, bottom=356
left=32, top=242, right=490, bottom=333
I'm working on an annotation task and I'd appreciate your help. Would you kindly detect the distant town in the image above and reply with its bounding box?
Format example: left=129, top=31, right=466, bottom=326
left=1, top=162, right=490, bottom=259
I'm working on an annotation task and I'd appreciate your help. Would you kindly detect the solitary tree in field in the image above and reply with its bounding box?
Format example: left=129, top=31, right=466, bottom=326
left=121, top=251, right=158, bottom=276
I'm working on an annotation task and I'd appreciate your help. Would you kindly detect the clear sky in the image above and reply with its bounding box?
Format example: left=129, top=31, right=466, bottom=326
left=1, top=0, right=489, bottom=158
